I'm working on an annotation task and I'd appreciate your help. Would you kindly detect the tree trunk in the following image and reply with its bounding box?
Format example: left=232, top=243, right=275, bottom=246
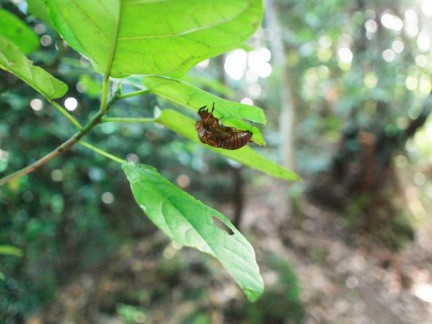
left=265, top=0, right=296, bottom=171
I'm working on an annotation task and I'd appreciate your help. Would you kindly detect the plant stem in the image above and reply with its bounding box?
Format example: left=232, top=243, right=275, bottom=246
left=0, top=83, right=121, bottom=186
left=100, top=74, right=111, bottom=113
left=47, top=98, right=82, bottom=129
left=78, top=140, right=126, bottom=164
left=0, top=110, right=104, bottom=186
left=102, top=117, right=157, bottom=123
left=0, top=75, right=153, bottom=186
left=117, top=89, right=150, bottom=100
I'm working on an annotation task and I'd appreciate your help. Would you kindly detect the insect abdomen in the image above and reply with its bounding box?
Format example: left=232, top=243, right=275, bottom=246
left=195, top=103, right=253, bottom=150
left=218, top=131, right=252, bottom=150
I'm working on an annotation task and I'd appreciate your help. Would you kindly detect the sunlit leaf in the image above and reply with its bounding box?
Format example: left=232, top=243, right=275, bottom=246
left=144, top=75, right=266, bottom=145
left=182, top=74, right=237, bottom=99
left=45, top=0, right=263, bottom=77
left=0, top=9, right=39, bottom=54
left=143, top=76, right=267, bottom=124
left=157, top=109, right=300, bottom=181
left=0, top=35, right=68, bottom=99
left=78, top=74, right=102, bottom=98
left=27, top=0, right=55, bottom=27
left=122, top=162, right=264, bottom=301
left=0, top=245, right=23, bottom=257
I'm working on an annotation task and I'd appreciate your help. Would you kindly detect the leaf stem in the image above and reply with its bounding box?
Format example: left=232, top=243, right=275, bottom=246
left=47, top=98, right=82, bottom=129
left=100, top=74, right=111, bottom=113
left=0, top=85, right=125, bottom=186
left=117, top=89, right=150, bottom=100
left=0, top=73, right=153, bottom=185
left=0, top=110, right=104, bottom=186
left=102, top=117, right=156, bottom=123
left=78, top=140, right=126, bottom=164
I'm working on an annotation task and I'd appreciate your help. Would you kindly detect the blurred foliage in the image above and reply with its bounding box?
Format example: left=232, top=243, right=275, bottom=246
left=116, top=304, right=148, bottom=324
left=225, top=254, right=304, bottom=324
left=0, top=1, right=267, bottom=320
left=257, top=0, right=432, bottom=248
left=33, top=240, right=303, bottom=323
left=263, top=0, right=432, bottom=172
left=2, top=0, right=432, bottom=321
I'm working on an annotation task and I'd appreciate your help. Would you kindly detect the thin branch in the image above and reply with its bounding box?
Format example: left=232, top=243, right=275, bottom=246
left=47, top=98, right=82, bottom=129
left=117, top=89, right=150, bottom=100
left=0, top=72, right=155, bottom=185
left=0, top=110, right=104, bottom=186
left=100, top=74, right=111, bottom=113
left=78, top=140, right=126, bottom=164
left=0, top=85, right=123, bottom=186
left=102, top=117, right=157, bottom=123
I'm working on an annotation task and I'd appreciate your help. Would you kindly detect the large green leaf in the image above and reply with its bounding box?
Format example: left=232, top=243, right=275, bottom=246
left=0, top=9, right=39, bottom=54
left=27, top=0, right=55, bottom=27
left=45, top=0, right=263, bottom=78
left=143, top=76, right=267, bottom=124
left=0, top=35, right=68, bottom=99
left=122, top=162, right=264, bottom=301
left=0, top=245, right=23, bottom=257
left=144, top=76, right=266, bottom=145
left=157, top=109, right=300, bottom=181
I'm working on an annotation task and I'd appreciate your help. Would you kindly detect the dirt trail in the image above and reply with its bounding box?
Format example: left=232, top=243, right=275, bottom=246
left=30, top=182, right=432, bottom=323
left=243, top=183, right=432, bottom=324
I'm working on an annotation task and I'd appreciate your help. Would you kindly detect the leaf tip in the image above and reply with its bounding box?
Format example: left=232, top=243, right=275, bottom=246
left=244, top=285, right=264, bottom=302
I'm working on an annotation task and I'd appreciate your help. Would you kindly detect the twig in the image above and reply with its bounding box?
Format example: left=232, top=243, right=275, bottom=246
left=47, top=98, right=82, bottom=130
left=0, top=81, right=122, bottom=186
left=78, top=140, right=126, bottom=164
left=0, top=110, right=104, bottom=186
left=102, top=117, right=157, bottom=123
left=117, top=89, right=150, bottom=100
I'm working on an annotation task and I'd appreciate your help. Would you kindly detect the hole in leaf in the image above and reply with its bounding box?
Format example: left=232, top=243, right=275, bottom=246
left=212, top=216, right=234, bottom=235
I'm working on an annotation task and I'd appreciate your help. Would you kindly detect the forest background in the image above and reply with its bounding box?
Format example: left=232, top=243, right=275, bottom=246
left=1, top=0, right=432, bottom=322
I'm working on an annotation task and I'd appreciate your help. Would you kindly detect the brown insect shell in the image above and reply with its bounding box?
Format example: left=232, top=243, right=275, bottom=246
left=198, top=105, right=220, bottom=129
left=217, top=128, right=253, bottom=150
left=195, top=103, right=253, bottom=150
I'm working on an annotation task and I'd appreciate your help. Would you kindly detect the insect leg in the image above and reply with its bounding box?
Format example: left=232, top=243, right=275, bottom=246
left=198, top=105, right=207, bottom=114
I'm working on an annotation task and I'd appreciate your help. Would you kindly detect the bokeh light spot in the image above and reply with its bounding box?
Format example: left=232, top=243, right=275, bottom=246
left=64, top=97, right=78, bottom=111
left=101, top=192, right=114, bottom=204
left=30, top=99, right=43, bottom=111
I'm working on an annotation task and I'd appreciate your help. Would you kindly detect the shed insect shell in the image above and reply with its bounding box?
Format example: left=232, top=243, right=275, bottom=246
left=195, top=103, right=253, bottom=150
left=218, top=129, right=252, bottom=150
left=197, top=104, right=219, bottom=128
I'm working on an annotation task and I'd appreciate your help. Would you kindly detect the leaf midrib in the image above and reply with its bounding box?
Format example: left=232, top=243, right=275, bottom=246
left=105, top=1, right=122, bottom=75
left=117, top=5, right=249, bottom=41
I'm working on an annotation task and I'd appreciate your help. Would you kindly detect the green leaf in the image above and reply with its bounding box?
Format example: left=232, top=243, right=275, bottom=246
left=157, top=109, right=300, bottom=181
left=27, top=0, right=55, bottom=27
left=122, top=162, right=264, bottom=301
left=45, top=0, right=263, bottom=77
left=144, top=76, right=266, bottom=145
left=0, top=35, right=68, bottom=99
left=78, top=74, right=102, bottom=98
left=0, top=245, right=23, bottom=257
left=182, top=74, right=237, bottom=99
left=0, top=9, right=39, bottom=54
left=144, top=76, right=267, bottom=124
